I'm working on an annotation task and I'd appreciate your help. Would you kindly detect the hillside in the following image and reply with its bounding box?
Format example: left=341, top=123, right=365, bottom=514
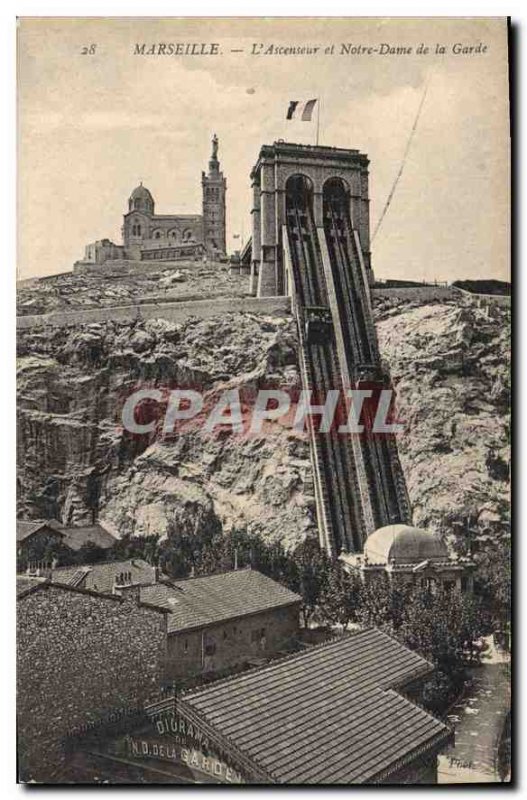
left=17, top=274, right=510, bottom=550
left=17, top=261, right=246, bottom=316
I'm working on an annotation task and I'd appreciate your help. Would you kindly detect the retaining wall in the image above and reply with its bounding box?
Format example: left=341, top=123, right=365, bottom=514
left=452, top=286, right=511, bottom=308
left=371, top=285, right=456, bottom=302
left=17, top=295, right=292, bottom=331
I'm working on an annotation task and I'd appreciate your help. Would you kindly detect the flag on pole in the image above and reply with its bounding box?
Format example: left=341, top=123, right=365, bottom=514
left=286, top=99, right=318, bottom=121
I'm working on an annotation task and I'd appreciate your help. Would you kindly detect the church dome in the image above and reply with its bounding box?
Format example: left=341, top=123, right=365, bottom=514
left=128, top=183, right=154, bottom=213
left=363, top=524, right=449, bottom=566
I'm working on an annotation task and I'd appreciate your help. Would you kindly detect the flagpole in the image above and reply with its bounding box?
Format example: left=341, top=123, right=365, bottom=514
left=316, top=97, right=321, bottom=146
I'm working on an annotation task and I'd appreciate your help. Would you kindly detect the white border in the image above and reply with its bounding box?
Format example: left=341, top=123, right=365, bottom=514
left=3, top=3, right=520, bottom=797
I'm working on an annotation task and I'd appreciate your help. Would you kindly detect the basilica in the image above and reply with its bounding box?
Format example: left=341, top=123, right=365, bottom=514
left=75, top=135, right=226, bottom=270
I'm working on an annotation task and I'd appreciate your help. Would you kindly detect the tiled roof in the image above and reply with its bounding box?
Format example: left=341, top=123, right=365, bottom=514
left=16, top=519, right=116, bottom=550
left=180, top=629, right=451, bottom=784
left=52, top=559, right=156, bottom=594
left=61, top=524, right=117, bottom=551
left=141, top=569, right=301, bottom=634
left=16, top=520, right=64, bottom=543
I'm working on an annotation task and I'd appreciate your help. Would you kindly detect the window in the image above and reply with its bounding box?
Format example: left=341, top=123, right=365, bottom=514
left=223, top=630, right=228, bottom=640
left=184, top=639, right=188, bottom=653
left=203, top=633, right=216, bottom=657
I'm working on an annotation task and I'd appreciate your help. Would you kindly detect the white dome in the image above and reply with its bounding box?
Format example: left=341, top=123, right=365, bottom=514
left=363, top=524, right=449, bottom=565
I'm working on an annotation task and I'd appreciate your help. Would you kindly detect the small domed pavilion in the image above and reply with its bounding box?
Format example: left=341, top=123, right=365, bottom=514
left=340, top=524, right=474, bottom=592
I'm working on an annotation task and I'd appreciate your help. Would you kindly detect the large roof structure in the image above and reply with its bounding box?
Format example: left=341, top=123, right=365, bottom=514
left=141, top=568, right=301, bottom=635
left=16, top=520, right=64, bottom=543
left=16, top=519, right=117, bottom=551
left=52, top=559, right=156, bottom=593
left=363, top=524, right=450, bottom=566
left=179, top=628, right=451, bottom=784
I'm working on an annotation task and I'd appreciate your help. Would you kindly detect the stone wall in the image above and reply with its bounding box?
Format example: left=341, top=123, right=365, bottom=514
left=452, top=286, right=511, bottom=307
left=17, top=295, right=292, bottom=331
left=17, top=584, right=167, bottom=782
left=372, top=286, right=456, bottom=303
left=166, top=603, right=300, bottom=679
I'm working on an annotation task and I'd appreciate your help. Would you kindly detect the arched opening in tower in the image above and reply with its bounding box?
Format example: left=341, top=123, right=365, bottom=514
left=285, top=174, right=314, bottom=214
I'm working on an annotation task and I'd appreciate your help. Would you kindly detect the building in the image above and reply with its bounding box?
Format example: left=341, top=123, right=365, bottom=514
left=17, top=581, right=169, bottom=782
left=17, top=568, right=302, bottom=782
left=17, top=519, right=117, bottom=567
left=75, top=135, right=226, bottom=270
left=69, top=629, right=452, bottom=784
left=246, top=141, right=412, bottom=558
left=340, top=524, right=475, bottom=591
left=140, top=568, right=302, bottom=679
left=51, top=558, right=158, bottom=592
left=16, top=520, right=66, bottom=558
left=249, top=141, right=373, bottom=297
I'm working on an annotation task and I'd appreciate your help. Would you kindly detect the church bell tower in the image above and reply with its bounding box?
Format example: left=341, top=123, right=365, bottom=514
left=202, top=134, right=227, bottom=257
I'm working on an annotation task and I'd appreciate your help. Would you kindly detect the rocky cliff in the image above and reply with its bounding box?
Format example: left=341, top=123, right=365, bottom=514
left=17, top=292, right=510, bottom=550
left=375, top=298, right=510, bottom=543
left=17, top=312, right=315, bottom=549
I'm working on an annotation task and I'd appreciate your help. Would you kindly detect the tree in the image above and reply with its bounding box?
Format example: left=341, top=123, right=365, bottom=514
left=73, top=541, right=108, bottom=565
left=290, top=539, right=332, bottom=626
left=319, top=563, right=362, bottom=627
left=107, top=533, right=160, bottom=564
left=354, top=575, right=410, bottom=632
left=473, top=538, right=511, bottom=636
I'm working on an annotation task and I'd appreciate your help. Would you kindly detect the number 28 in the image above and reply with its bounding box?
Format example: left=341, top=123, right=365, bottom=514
left=81, top=44, right=97, bottom=55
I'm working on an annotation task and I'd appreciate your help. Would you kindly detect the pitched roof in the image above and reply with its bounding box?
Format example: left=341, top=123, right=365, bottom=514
left=16, top=520, right=116, bottom=550
left=16, top=520, right=64, bottom=543
left=140, top=569, right=301, bottom=635
left=180, top=629, right=451, bottom=784
left=51, top=559, right=156, bottom=594
left=16, top=575, right=46, bottom=596
left=16, top=577, right=167, bottom=615
left=60, top=524, right=117, bottom=551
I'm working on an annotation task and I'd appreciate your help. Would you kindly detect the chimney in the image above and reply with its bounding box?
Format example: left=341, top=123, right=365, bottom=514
left=114, top=582, right=142, bottom=605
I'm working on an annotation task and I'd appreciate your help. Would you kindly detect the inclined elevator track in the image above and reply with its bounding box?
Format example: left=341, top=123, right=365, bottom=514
left=285, top=178, right=411, bottom=556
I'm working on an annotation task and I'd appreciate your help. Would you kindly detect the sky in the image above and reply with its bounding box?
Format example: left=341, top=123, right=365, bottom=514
left=17, top=17, right=510, bottom=282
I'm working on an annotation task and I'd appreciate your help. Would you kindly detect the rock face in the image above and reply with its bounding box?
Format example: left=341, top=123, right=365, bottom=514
left=17, top=261, right=246, bottom=316
left=17, top=313, right=315, bottom=549
left=17, top=292, right=510, bottom=550
left=375, top=298, right=510, bottom=542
